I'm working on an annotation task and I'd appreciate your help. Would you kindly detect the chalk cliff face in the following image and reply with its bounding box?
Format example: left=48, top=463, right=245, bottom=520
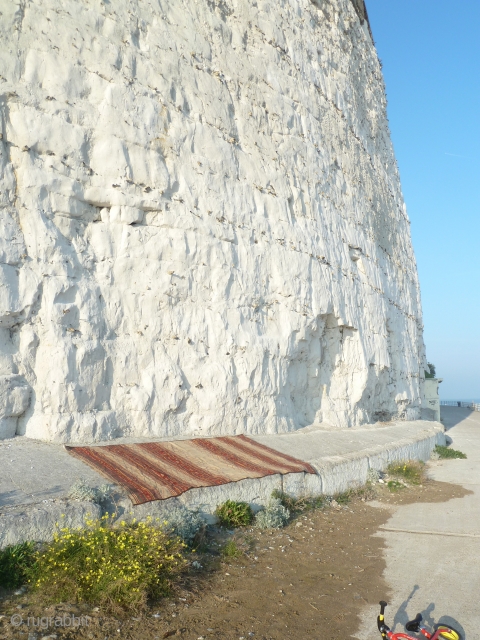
left=0, top=0, right=426, bottom=442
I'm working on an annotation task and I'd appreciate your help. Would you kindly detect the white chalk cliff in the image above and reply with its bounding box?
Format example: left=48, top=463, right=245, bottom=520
left=0, top=0, right=426, bottom=442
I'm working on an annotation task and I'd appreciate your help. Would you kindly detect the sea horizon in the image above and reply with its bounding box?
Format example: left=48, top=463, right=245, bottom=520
left=441, top=398, right=480, bottom=404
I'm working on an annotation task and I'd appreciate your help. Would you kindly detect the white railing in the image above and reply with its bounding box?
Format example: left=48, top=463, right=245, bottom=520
left=440, top=401, right=480, bottom=412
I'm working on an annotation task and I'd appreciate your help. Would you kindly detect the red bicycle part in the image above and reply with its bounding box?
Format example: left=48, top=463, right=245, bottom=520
left=377, top=600, right=463, bottom=640
left=386, top=626, right=460, bottom=640
left=387, top=634, right=430, bottom=640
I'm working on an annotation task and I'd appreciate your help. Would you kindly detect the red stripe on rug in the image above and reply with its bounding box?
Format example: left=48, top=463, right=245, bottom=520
left=234, top=434, right=317, bottom=475
left=234, top=435, right=317, bottom=474
left=192, top=438, right=278, bottom=475
left=67, top=446, right=158, bottom=504
left=107, top=445, right=192, bottom=496
left=217, top=436, right=308, bottom=473
left=137, top=442, right=231, bottom=486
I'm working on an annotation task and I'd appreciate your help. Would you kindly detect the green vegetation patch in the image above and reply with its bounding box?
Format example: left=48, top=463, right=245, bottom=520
left=0, top=542, right=36, bottom=589
left=255, top=498, right=290, bottom=529
left=335, top=489, right=364, bottom=505
left=221, top=539, right=242, bottom=558
left=425, top=362, right=436, bottom=379
left=214, top=500, right=254, bottom=528
left=271, top=485, right=375, bottom=513
left=27, top=515, right=186, bottom=613
left=271, top=489, right=301, bottom=513
left=434, top=445, right=467, bottom=459
left=387, top=460, right=426, bottom=485
left=387, top=480, right=405, bottom=493
left=271, top=490, right=329, bottom=513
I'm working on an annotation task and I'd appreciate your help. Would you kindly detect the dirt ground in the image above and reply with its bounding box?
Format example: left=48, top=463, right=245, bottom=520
left=0, top=480, right=470, bottom=640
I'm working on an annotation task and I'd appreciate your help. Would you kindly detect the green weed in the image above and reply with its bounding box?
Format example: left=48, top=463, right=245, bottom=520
left=333, top=484, right=376, bottom=505
left=387, top=480, right=405, bottom=492
left=335, top=490, right=356, bottom=505
left=434, top=445, right=467, bottom=459
left=387, top=460, right=426, bottom=485
left=271, top=485, right=375, bottom=513
left=305, top=495, right=330, bottom=510
left=214, top=500, right=254, bottom=528
left=0, top=542, right=36, bottom=589
left=271, top=489, right=300, bottom=512
left=271, top=490, right=328, bottom=512
left=221, top=540, right=241, bottom=558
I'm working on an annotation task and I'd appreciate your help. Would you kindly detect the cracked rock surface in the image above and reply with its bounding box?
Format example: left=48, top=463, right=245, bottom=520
left=0, top=0, right=426, bottom=442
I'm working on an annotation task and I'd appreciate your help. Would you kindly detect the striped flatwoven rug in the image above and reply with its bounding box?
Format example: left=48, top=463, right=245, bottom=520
left=65, top=435, right=316, bottom=505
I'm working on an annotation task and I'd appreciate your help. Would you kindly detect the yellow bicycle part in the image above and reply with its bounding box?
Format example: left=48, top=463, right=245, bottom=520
left=436, top=627, right=460, bottom=640
left=378, top=613, right=387, bottom=639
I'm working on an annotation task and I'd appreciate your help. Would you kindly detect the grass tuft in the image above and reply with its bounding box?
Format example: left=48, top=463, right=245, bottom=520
left=271, top=490, right=300, bottom=513
left=271, top=484, right=375, bottom=513
left=335, top=484, right=376, bottom=504
left=335, top=490, right=356, bottom=505
left=271, top=490, right=329, bottom=513
left=221, top=540, right=242, bottom=558
left=434, top=445, right=467, bottom=459
left=387, top=480, right=405, bottom=493
left=387, top=460, right=426, bottom=485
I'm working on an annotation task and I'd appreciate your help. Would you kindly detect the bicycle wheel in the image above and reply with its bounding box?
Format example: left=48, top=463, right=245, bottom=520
left=435, top=624, right=463, bottom=640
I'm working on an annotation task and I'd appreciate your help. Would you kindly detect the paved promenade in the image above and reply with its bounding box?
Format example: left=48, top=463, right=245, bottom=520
left=356, top=406, right=480, bottom=639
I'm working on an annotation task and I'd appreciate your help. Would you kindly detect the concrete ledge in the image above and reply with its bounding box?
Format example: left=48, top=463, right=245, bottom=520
left=123, top=422, right=446, bottom=520
left=0, top=421, right=446, bottom=548
left=0, top=501, right=102, bottom=549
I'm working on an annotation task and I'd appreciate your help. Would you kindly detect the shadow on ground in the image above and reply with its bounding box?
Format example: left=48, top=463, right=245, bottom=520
left=441, top=406, right=474, bottom=430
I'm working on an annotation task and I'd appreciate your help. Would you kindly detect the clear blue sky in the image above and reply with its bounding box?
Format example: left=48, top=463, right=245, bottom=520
left=366, top=0, right=480, bottom=400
